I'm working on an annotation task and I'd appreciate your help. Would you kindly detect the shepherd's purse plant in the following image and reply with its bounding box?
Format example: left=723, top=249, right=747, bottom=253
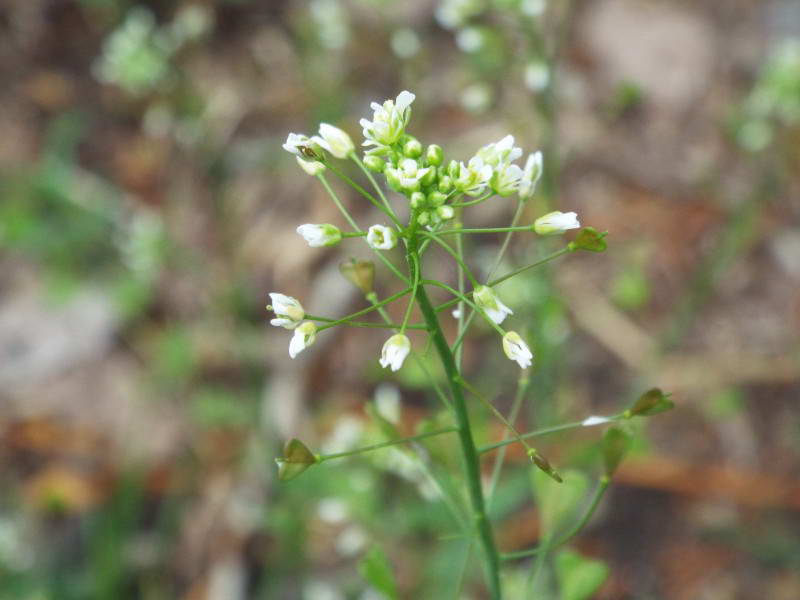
left=270, top=91, right=672, bottom=598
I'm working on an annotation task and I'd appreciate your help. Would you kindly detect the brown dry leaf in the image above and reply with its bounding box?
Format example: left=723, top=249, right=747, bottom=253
left=23, top=465, right=106, bottom=514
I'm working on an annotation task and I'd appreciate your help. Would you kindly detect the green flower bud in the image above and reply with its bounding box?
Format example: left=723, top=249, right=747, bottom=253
left=403, top=138, right=423, bottom=158
left=438, top=175, right=453, bottom=193
left=420, top=167, right=437, bottom=187
left=410, top=191, right=426, bottom=209
left=417, top=211, right=430, bottom=226
left=363, top=155, right=385, bottom=173
left=426, top=144, right=444, bottom=166
left=447, top=159, right=459, bottom=179
left=385, top=168, right=403, bottom=192
left=436, top=205, right=455, bottom=221
left=428, top=191, right=447, bottom=207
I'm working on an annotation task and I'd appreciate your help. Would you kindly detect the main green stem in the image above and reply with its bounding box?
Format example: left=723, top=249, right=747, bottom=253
left=406, top=236, right=502, bottom=599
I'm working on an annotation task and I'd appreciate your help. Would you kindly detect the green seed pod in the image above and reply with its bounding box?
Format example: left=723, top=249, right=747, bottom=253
left=403, top=138, right=423, bottom=159
left=275, top=439, right=319, bottom=482
left=363, top=155, right=385, bottom=173
left=426, top=144, right=444, bottom=166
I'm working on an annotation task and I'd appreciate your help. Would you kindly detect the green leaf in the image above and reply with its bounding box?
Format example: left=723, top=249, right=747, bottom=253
left=358, top=546, right=398, bottom=599
left=627, top=388, right=675, bottom=417
left=532, top=469, right=589, bottom=539
left=275, top=439, right=319, bottom=482
left=556, top=550, right=610, bottom=600
left=602, top=427, right=632, bottom=477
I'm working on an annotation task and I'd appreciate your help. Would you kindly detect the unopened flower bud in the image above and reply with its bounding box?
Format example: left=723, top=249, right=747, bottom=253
left=268, top=293, right=304, bottom=329
left=502, top=331, right=533, bottom=369
left=379, top=334, right=411, bottom=372
left=339, top=258, right=375, bottom=294
left=417, top=211, right=430, bottom=226
left=447, top=159, right=460, bottom=179
left=296, top=223, right=342, bottom=247
left=289, top=321, right=317, bottom=358
left=403, top=137, right=423, bottom=158
left=474, top=285, right=513, bottom=324
left=363, top=155, right=385, bottom=173
left=410, top=191, right=426, bottom=209
left=438, top=175, right=453, bottom=193
left=428, top=191, right=447, bottom=207
left=426, top=144, right=444, bottom=166
left=366, top=225, right=398, bottom=250
left=420, top=167, right=437, bottom=187
left=436, top=205, right=454, bottom=221
left=534, top=211, right=580, bottom=235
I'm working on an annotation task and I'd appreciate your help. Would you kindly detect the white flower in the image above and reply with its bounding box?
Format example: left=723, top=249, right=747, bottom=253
left=360, top=91, right=415, bottom=149
left=524, top=62, right=550, bottom=92
left=268, top=293, right=304, bottom=329
left=474, top=285, right=513, bottom=325
left=296, top=223, right=342, bottom=248
left=312, top=123, right=354, bottom=159
left=379, top=334, right=411, bottom=371
left=282, top=133, right=320, bottom=160
left=452, top=308, right=463, bottom=319
left=491, top=162, right=524, bottom=197
left=435, top=0, right=484, bottom=30
left=453, top=156, right=493, bottom=196
left=289, top=321, right=317, bottom=358
left=518, top=152, right=543, bottom=200
left=533, top=211, right=580, bottom=235
left=366, top=225, right=398, bottom=250
left=385, top=158, right=430, bottom=192
left=521, top=0, right=546, bottom=18
left=502, top=331, right=533, bottom=369
left=476, top=134, right=523, bottom=167
left=296, top=156, right=325, bottom=176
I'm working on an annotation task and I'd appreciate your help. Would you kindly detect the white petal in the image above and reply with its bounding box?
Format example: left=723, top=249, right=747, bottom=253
left=395, top=90, right=416, bottom=112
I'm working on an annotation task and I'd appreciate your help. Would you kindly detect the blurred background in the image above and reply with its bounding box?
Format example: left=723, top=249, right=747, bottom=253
left=1, top=0, right=799, bottom=598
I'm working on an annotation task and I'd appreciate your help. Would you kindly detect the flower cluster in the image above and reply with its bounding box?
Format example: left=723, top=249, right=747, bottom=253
left=272, top=90, right=589, bottom=373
